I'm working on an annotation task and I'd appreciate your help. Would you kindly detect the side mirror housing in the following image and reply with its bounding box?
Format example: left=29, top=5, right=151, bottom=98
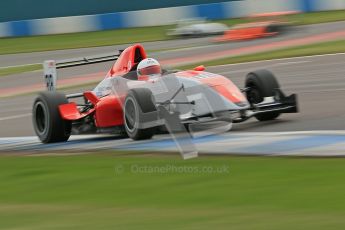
left=193, top=65, right=205, bottom=71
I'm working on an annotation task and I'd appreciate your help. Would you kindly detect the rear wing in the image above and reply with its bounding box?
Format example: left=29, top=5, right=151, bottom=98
left=43, top=52, right=120, bottom=91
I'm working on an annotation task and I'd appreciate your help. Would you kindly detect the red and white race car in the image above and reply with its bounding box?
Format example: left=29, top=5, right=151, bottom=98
left=214, top=11, right=298, bottom=42
left=32, top=44, right=298, bottom=143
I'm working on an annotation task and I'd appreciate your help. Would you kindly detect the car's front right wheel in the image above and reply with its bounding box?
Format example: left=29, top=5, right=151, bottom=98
left=245, top=69, right=281, bottom=121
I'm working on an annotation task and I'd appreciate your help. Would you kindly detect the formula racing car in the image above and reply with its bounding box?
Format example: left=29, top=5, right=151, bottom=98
left=167, top=18, right=228, bottom=37
left=32, top=44, right=298, bottom=143
left=214, top=11, right=298, bottom=42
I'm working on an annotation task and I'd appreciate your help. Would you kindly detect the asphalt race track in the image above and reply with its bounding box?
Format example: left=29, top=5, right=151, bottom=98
left=1, top=53, right=345, bottom=156
left=2, top=131, right=345, bottom=157
left=0, top=21, right=344, bottom=68
left=1, top=21, right=344, bottom=97
left=2, top=53, right=345, bottom=136
left=0, top=19, right=345, bottom=155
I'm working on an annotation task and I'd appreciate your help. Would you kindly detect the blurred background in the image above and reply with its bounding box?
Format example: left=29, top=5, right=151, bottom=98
left=0, top=0, right=344, bottom=134
left=0, top=0, right=344, bottom=36
left=0, top=1, right=345, bottom=229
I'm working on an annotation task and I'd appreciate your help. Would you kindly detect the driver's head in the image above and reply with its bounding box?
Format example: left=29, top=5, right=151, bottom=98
left=137, top=58, right=162, bottom=78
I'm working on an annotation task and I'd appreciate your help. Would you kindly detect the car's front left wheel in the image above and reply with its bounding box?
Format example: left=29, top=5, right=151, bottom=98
left=32, top=91, right=71, bottom=143
left=123, top=88, right=157, bottom=140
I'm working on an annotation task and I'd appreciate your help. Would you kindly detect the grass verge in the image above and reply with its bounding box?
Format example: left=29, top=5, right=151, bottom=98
left=0, top=153, right=345, bottom=229
left=289, top=10, right=345, bottom=25
left=0, top=26, right=171, bottom=55
left=218, top=10, right=345, bottom=26
left=179, top=39, right=345, bottom=69
left=0, top=10, right=344, bottom=55
left=0, top=81, right=99, bottom=99
left=3, top=39, right=345, bottom=79
left=0, top=64, right=41, bottom=77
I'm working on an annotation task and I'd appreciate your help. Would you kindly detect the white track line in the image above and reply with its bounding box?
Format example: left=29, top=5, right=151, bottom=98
left=0, top=63, right=40, bottom=69
left=217, top=60, right=312, bottom=75
left=274, top=60, right=311, bottom=66
left=0, top=113, right=32, bottom=121
left=1, top=130, right=345, bottom=141
left=210, top=52, right=345, bottom=68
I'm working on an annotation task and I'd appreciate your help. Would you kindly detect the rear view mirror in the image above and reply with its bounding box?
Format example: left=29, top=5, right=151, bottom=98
left=193, top=65, right=205, bottom=71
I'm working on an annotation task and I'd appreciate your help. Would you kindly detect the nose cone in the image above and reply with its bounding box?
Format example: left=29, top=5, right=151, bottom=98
left=212, top=82, right=248, bottom=105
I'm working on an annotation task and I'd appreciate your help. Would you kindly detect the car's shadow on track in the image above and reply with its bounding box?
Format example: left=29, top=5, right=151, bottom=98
left=231, top=119, right=293, bottom=132
left=70, top=120, right=294, bottom=143
left=62, top=119, right=295, bottom=145
left=75, top=135, right=127, bottom=141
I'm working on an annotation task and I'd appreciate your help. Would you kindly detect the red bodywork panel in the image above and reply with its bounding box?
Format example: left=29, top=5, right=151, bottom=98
left=176, top=70, right=247, bottom=103
left=99, top=44, right=148, bottom=127
left=59, top=95, right=125, bottom=128
left=59, top=95, right=125, bottom=127
left=59, top=91, right=100, bottom=121
left=59, top=102, right=95, bottom=120
left=59, top=43, right=247, bottom=129
left=84, top=91, right=99, bottom=105
left=193, top=65, right=205, bottom=71
left=94, top=95, right=124, bottom=127
left=214, top=11, right=298, bottom=42
left=214, top=22, right=277, bottom=42
left=59, top=44, right=148, bottom=128
left=107, top=44, right=147, bottom=77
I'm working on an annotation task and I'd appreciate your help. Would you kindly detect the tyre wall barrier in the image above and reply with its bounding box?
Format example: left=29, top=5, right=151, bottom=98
left=0, top=0, right=344, bottom=37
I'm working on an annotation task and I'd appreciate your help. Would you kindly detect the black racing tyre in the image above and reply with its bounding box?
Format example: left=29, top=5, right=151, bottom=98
left=245, top=69, right=281, bottom=121
left=32, top=91, right=71, bottom=143
left=266, top=24, right=279, bottom=33
left=266, top=24, right=288, bottom=34
left=123, top=88, right=156, bottom=140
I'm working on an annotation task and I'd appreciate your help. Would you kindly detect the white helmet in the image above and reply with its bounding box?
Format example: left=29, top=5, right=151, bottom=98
left=137, top=58, right=162, bottom=78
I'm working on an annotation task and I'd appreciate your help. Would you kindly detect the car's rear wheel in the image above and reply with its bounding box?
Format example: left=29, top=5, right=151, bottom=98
left=124, top=88, right=156, bottom=140
left=245, top=69, right=281, bottom=121
left=266, top=24, right=288, bottom=34
left=32, top=91, right=71, bottom=143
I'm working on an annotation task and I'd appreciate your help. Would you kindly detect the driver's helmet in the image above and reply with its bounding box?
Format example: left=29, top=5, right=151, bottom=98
left=137, top=58, right=162, bottom=78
